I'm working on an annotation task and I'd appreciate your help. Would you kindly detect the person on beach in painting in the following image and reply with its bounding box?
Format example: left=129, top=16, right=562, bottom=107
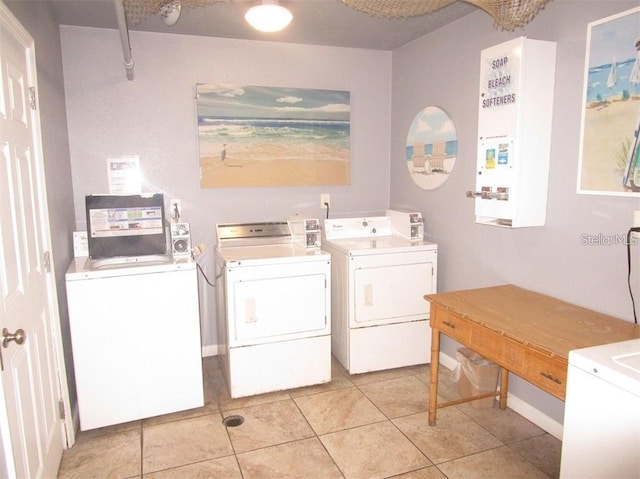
left=630, top=37, right=640, bottom=86
left=221, top=144, right=227, bottom=162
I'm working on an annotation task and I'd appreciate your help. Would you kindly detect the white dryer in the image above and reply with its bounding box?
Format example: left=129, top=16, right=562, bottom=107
left=215, top=220, right=331, bottom=398
left=322, top=216, right=437, bottom=374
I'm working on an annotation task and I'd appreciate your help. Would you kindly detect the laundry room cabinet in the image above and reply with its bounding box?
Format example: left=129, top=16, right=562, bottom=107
left=65, top=259, right=204, bottom=430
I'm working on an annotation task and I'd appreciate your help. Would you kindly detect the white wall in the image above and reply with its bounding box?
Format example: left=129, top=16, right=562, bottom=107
left=391, top=0, right=640, bottom=429
left=60, top=26, right=392, bottom=352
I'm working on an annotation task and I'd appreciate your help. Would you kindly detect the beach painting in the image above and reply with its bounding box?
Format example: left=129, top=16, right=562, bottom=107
left=196, top=84, right=350, bottom=188
left=577, top=6, right=640, bottom=196
left=405, top=106, right=457, bottom=190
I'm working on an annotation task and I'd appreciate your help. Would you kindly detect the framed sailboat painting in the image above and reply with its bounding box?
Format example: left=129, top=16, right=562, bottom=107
left=577, top=6, right=640, bottom=196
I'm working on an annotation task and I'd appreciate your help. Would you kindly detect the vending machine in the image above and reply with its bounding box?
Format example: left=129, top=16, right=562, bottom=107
left=468, top=37, right=557, bottom=228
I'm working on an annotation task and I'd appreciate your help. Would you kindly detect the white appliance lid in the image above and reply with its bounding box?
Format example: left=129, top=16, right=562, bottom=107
left=323, top=235, right=436, bottom=255
left=217, top=243, right=330, bottom=266
left=65, top=256, right=195, bottom=280
left=569, top=338, right=640, bottom=397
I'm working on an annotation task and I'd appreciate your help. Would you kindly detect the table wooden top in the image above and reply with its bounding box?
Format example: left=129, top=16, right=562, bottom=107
left=425, top=284, right=640, bottom=359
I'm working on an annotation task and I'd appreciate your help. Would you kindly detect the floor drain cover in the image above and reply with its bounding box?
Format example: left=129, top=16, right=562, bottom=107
left=222, top=415, right=244, bottom=427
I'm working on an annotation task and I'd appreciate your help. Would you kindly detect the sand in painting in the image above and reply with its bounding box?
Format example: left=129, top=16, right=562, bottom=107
left=200, top=142, right=350, bottom=188
left=579, top=96, right=640, bottom=193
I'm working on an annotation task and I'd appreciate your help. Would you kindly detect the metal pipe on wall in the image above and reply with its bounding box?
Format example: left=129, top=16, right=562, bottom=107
left=114, top=0, right=134, bottom=81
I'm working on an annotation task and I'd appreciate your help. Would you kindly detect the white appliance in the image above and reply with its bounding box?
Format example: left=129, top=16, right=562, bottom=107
left=470, top=37, right=556, bottom=228
left=560, top=338, right=640, bottom=478
left=65, top=258, right=203, bottom=430
left=215, top=220, right=331, bottom=398
left=322, top=215, right=437, bottom=374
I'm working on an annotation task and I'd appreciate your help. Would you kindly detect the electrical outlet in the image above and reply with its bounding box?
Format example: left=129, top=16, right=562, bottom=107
left=170, top=199, right=182, bottom=221
left=321, top=193, right=330, bottom=209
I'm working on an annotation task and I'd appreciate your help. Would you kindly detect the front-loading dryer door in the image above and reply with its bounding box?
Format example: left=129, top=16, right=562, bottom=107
left=227, top=263, right=330, bottom=346
left=351, top=251, right=435, bottom=327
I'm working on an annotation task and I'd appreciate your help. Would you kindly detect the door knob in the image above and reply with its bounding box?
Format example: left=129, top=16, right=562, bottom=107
left=2, top=328, right=25, bottom=348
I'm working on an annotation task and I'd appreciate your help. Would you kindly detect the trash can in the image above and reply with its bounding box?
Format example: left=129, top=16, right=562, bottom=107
left=452, top=347, right=500, bottom=409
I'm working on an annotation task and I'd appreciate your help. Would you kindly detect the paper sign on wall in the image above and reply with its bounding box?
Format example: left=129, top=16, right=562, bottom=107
left=107, top=156, right=141, bottom=194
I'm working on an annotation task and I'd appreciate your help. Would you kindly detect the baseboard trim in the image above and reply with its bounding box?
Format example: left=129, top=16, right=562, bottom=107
left=66, top=405, right=80, bottom=448
left=202, top=344, right=219, bottom=357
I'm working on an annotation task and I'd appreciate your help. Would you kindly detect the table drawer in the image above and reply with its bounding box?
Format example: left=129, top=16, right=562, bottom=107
left=525, top=349, right=567, bottom=399
left=469, top=327, right=526, bottom=372
left=433, top=308, right=471, bottom=343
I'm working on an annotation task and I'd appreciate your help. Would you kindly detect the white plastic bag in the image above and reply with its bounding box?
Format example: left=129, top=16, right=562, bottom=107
left=452, top=347, right=500, bottom=391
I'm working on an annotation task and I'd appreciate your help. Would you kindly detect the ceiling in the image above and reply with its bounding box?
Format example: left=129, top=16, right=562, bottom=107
left=34, top=0, right=480, bottom=50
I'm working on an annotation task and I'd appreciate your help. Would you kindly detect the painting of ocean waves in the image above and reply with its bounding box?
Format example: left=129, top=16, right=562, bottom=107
left=196, top=84, right=351, bottom=187
left=198, top=118, right=350, bottom=160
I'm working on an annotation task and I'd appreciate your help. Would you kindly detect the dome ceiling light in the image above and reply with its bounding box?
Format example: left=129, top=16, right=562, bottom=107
left=245, top=0, right=293, bottom=33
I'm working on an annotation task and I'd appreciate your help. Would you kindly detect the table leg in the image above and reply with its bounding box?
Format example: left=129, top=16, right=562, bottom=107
left=428, top=328, right=440, bottom=426
left=499, top=367, right=509, bottom=409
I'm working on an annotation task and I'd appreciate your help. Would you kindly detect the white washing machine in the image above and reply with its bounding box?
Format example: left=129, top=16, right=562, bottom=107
left=66, top=258, right=203, bottom=430
left=560, top=338, right=640, bottom=478
left=215, top=220, right=331, bottom=398
left=322, top=215, right=437, bottom=374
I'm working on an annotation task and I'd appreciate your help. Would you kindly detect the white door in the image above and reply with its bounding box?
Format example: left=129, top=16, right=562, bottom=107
left=0, top=4, right=70, bottom=478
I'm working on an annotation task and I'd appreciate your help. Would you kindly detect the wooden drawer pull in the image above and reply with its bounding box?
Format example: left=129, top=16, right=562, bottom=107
left=442, top=320, right=456, bottom=329
left=540, top=371, right=562, bottom=385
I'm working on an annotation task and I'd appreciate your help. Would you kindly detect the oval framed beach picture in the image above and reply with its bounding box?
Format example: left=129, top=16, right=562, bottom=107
left=406, top=106, right=457, bottom=190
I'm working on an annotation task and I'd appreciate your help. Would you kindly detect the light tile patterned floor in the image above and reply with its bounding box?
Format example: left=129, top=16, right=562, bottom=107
left=57, top=356, right=561, bottom=478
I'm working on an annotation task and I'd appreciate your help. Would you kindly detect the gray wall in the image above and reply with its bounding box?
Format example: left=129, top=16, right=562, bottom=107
left=60, top=26, right=392, bottom=353
left=391, top=0, right=640, bottom=427
left=5, top=0, right=77, bottom=408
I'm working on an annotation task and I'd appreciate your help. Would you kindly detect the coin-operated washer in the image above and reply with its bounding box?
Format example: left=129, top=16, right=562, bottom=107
left=215, top=219, right=331, bottom=398
left=322, top=215, right=437, bottom=374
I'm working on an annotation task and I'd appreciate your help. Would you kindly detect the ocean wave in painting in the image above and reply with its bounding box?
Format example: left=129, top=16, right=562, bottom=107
left=198, top=117, right=350, bottom=159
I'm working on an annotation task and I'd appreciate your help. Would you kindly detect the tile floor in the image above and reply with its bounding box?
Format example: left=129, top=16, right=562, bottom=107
left=57, top=357, right=561, bottom=478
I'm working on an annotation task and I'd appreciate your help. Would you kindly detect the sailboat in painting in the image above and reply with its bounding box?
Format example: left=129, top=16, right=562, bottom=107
left=631, top=48, right=640, bottom=86
left=607, top=57, right=617, bottom=89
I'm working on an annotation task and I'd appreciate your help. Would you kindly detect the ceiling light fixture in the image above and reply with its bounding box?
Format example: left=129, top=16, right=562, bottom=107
left=159, top=0, right=182, bottom=26
left=245, top=0, right=293, bottom=33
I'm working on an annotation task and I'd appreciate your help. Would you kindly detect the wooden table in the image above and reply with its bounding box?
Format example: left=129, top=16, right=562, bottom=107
left=425, top=284, right=640, bottom=426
